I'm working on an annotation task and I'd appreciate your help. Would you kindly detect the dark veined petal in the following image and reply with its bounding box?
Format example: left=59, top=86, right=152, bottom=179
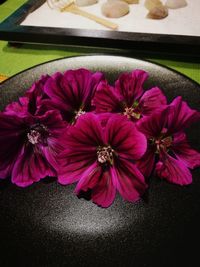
left=156, top=152, right=192, bottom=186
left=61, top=113, right=104, bottom=148
left=91, top=168, right=116, bottom=208
left=58, top=148, right=96, bottom=185
left=75, top=162, right=116, bottom=207
left=136, top=107, right=170, bottom=139
left=98, top=112, right=114, bottom=128
left=40, top=136, right=64, bottom=173
left=27, top=74, right=50, bottom=95
left=136, top=146, right=156, bottom=178
left=36, top=109, right=67, bottom=136
left=74, top=162, right=101, bottom=194
left=139, top=87, right=167, bottom=116
left=37, top=98, right=73, bottom=122
left=105, top=114, right=147, bottom=160
left=115, top=69, right=148, bottom=107
left=12, top=145, right=55, bottom=187
left=44, top=72, right=74, bottom=120
left=172, top=132, right=200, bottom=169
left=92, top=80, right=123, bottom=113
left=79, top=70, right=104, bottom=107
left=44, top=69, right=104, bottom=122
left=58, top=114, right=103, bottom=184
left=26, top=75, right=50, bottom=115
left=111, top=158, right=147, bottom=202
left=5, top=76, right=50, bottom=117
left=167, top=96, right=200, bottom=134
left=4, top=97, right=29, bottom=117
left=0, top=113, right=27, bottom=178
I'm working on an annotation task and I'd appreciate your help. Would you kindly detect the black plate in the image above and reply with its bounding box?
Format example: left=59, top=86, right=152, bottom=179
left=0, top=55, right=200, bottom=267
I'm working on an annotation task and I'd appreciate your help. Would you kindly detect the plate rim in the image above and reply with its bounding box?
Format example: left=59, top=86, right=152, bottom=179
left=0, top=54, right=200, bottom=89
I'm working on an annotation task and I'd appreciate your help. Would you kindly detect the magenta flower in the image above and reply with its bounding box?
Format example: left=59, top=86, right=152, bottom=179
left=42, top=68, right=104, bottom=123
left=137, top=96, right=200, bottom=185
left=27, top=74, right=50, bottom=96
left=58, top=113, right=147, bottom=207
left=93, top=69, right=167, bottom=121
left=5, top=75, right=50, bottom=117
left=0, top=108, right=66, bottom=187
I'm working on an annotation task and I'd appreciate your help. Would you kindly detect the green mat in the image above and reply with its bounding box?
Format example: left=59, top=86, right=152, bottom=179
left=0, top=0, right=199, bottom=84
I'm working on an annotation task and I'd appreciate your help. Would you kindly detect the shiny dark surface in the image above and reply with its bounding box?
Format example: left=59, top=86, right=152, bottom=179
left=0, top=56, right=200, bottom=267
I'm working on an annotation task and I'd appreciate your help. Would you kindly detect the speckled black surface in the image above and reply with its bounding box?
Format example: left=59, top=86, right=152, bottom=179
left=0, top=56, right=200, bottom=267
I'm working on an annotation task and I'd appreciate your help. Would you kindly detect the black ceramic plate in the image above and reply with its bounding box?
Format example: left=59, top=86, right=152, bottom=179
left=0, top=55, right=200, bottom=267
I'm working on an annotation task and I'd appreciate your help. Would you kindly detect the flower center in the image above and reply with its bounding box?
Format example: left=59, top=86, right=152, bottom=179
left=97, top=146, right=114, bottom=165
left=154, top=136, right=173, bottom=153
left=123, top=107, right=141, bottom=120
left=27, top=124, right=48, bottom=145
left=74, top=109, right=86, bottom=121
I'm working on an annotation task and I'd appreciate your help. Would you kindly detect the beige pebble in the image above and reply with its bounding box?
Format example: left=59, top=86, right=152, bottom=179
left=147, top=5, right=168, bottom=19
left=144, top=0, right=163, bottom=10
left=123, top=0, right=139, bottom=4
left=101, top=1, right=130, bottom=18
left=75, top=0, right=98, bottom=6
left=165, top=0, right=187, bottom=9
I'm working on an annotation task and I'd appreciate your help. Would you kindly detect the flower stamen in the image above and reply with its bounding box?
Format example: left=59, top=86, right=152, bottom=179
left=27, top=130, right=41, bottom=144
left=155, top=136, right=173, bottom=153
left=74, top=109, right=86, bottom=121
left=123, top=107, right=141, bottom=120
left=97, top=146, right=114, bottom=165
left=27, top=124, right=48, bottom=145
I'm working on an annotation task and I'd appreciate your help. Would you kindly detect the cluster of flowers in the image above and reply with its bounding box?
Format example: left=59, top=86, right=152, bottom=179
left=0, top=68, right=200, bottom=207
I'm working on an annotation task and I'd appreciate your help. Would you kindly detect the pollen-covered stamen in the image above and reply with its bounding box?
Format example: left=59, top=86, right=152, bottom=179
left=27, top=124, right=48, bottom=145
left=74, top=109, right=86, bottom=121
left=123, top=107, right=141, bottom=120
left=27, top=130, right=41, bottom=144
left=97, top=146, right=114, bottom=165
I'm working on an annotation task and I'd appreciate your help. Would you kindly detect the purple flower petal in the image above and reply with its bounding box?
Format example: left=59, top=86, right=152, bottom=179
left=58, top=147, right=97, bottom=185
left=111, top=158, right=147, bottom=202
left=92, top=80, right=123, bottom=113
left=26, top=75, right=50, bottom=115
left=5, top=76, right=51, bottom=117
left=75, top=162, right=101, bottom=193
left=156, top=152, right=192, bottom=186
left=4, top=97, right=29, bottom=117
left=40, top=137, right=63, bottom=172
left=12, top=145, right=55, bottom=187
left=27, top=75, right=50, bottom=95
left=0, top=113, right=27, bottom=178
left=167, top=96, right=200, bottom=134
left=115, top=69, right=148, bottom=107
left=136, top=107, right=169, bottom=139
left=58, top=113, right=103, bottom=184
left=105, top=114, right=147, bottom=160
left=62, top=113, right=104, bottom=148
left=91, top=168, right=116, bottom=208
left=44, top=69, right=104, bottom=122
left=0, top=105, right=65, bottom=185
left=75, top=162, right=116, bottom=207
left=172, top=132, right=200, bottom=169
left=36, top=110, right=67, bottom=136
left=136, top=147, right=156, bottom=178
left=139, top=87, right=167, bottom=116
